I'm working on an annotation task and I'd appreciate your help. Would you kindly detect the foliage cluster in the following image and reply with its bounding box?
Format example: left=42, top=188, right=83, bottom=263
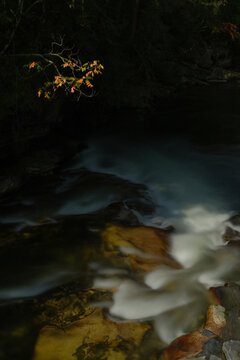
left=27, top=56, right=104, bottom=100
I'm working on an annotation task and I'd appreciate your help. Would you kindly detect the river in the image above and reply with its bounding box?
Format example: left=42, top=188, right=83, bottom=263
left=1, top=84, right=240, bottom=359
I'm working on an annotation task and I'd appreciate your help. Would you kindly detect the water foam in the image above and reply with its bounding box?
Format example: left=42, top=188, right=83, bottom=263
left=93, top=204, right=239, bottom=343
left=74, top=135, right=240, bottom=343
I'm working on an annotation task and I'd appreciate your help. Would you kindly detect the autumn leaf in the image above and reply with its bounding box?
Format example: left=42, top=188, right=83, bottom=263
left=86, top=80, right=93, bottom=88
left=25, top=54, right=103, bottom=100
left=44, top=91, right=51, bottom=99
left=29, top=61, right=38, bottom=69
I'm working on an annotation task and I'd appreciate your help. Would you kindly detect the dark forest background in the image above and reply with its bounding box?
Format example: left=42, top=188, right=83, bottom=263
left=1, top=0, right=240, bottom=162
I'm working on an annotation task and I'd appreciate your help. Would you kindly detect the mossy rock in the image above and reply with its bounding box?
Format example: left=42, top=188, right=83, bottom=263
left=33, top=307, right=154, bottom=360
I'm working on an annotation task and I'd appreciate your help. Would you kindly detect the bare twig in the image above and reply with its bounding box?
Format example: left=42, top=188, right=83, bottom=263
left=0, top=0, right=42, bottom=55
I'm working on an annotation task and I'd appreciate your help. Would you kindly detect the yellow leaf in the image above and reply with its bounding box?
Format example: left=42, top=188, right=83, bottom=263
left=86, top=80, right=93, bottom=88
left=44, top=91, right=51, bottom=99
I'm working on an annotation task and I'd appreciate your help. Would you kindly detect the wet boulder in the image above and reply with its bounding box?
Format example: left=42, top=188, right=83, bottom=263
left=161, top=284, right=240, bottom=360
left=223, top=226, right=240, bottom=243
left=34, top=308, right=153, bottom=360
left=101, top=224, right=181, bottom=273
left=209, top=283, right=240, bottom=341
left=161, top=304, right=226, bottom=360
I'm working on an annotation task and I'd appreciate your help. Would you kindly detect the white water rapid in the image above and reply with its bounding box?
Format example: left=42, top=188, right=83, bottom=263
left=70, top=134, right=240, bottom=343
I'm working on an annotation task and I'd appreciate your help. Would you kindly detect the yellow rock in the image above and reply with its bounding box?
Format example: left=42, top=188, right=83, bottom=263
left=101, top=224, right=181, bottom=272
left=33, top=308, right=151, bottom=360
left=36, top=288, right=111, bottom=328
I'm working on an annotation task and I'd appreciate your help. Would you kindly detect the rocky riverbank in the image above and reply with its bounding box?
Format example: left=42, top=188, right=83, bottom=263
left=1, top=198, right=240, bottom=359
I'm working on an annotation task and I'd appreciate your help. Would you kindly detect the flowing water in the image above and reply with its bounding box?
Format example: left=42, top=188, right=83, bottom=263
left=1, top=118, right=240, bottom=356
left=69, top=134, right=240, bottom=342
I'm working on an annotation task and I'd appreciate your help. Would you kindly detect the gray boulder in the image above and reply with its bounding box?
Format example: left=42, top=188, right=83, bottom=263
left=222, top=340, right=240, bottom=360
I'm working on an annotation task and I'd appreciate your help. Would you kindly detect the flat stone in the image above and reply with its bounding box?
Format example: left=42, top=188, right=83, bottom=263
left=33, top=308, right=152, bottom=360
left=222, top=340, right=240, bottom=360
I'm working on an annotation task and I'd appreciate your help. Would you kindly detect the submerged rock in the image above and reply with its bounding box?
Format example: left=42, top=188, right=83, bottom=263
left=28, top=222, right=179, bottom=360
left=33, top=306, right=153, bottom=360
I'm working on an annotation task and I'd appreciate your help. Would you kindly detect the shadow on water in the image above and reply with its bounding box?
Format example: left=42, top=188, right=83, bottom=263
left=0, top=299, right=40, bottom=360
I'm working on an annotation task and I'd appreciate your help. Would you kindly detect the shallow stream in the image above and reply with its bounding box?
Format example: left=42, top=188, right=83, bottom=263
left=3, top=81, right=240, bottom=358
left=1, top=130, right=240, bottom=358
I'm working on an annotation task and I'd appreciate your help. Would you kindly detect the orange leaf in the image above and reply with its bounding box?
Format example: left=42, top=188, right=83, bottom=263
left=29, top=62, right=38, bottom=69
